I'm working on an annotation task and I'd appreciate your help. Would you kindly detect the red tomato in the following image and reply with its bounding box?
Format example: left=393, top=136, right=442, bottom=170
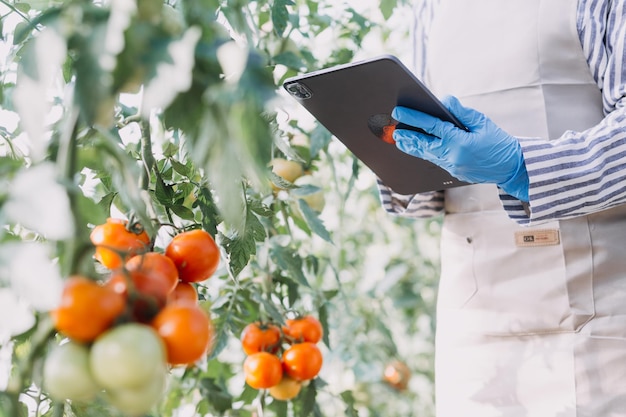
left=240, top=322, right=282, bottom=355
left=165, top=229, right=220, bottom=283
left=283, top=315, right=323, bottom=344
left=282, top=342, right=323, bottom=381
left=167, top=281, right=198, bottom=304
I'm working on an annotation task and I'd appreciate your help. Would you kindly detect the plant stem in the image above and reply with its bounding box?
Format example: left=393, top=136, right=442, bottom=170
left=56, top=108, right=82, bottom=278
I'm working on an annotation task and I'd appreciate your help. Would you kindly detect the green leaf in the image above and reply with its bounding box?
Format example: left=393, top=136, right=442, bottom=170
left=13, top=21, right=32, bottom=46
left=291, top=208, right=312, bottom=237
left=219, top=199, right=267, bottom=277
left=207, top=320, right=231, bottom=360
left=291, top=184, right=321, bottom=197
left=269, top=244, right=309, bottom=287
left=380, top=0, right=398, bottom=20
left=340, top=391, right=360, bottom=417
left=238, top=383, right=258, bottom=404
left=170, top=204, right=195, bottom=220
left=268, top=398, right=289, bottom=417
left=75, top=193, right=107, bottom=227
left=251, top=292, right=284, bottom=324
left=154, top=178, right=174, bottom=205
left=170, top=158, right=191, bottom=177
left=273, top=50, right=305, bottom=70
left=309, top=123, right=332, bottom=159
left=97, top=192, right=116, bottom=214
left=269, top=171, right=298, bottom=190
left=299, top=381, right=317, bottom=417
left=194, top=186, right=220, bottom=237
left=199, top=377, right=234, bottom=413
left=271, top=0, right=294, bottom=37
left=318, top=303, right=330, bottom=349
left=14, top=3, right=31, bottom=13
left=297, top=199, right=332, bottom=243
left=274, top=136, right=305, bottom=163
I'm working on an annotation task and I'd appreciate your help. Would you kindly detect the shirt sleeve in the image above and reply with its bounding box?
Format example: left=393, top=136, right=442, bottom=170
left=377, top=178, right=445, bottom=218
left=500, top=0, right=626, bottom=225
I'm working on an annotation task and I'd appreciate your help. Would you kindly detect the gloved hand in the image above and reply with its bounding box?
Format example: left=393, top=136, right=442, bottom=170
left=392, top=95, right=529, bottom=202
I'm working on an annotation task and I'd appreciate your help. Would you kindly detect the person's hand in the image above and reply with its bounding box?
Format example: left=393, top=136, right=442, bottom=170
left=392, top=96, right=529, bottom=202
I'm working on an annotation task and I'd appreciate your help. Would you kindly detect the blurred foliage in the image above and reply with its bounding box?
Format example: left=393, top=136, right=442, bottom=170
left=0, top=0, right=440, bottom=416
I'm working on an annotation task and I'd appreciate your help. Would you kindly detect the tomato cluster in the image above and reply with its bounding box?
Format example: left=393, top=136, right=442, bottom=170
left=241, top=315, right=324, bottom=401
left=45, top=220, right=221, bottom=415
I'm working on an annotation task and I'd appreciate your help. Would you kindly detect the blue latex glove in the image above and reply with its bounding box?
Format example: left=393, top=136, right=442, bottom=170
left=392, top=96, right=529, bottom=202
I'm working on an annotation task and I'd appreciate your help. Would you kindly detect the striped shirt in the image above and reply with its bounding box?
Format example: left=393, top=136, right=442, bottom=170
left=379, top=0, right=626, bottom=225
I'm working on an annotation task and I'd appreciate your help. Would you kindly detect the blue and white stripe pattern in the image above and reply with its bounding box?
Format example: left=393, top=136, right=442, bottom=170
left=379, top=0, right=626, bottom=225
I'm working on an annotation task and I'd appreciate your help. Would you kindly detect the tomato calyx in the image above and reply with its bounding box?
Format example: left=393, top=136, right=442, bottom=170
left=127, top=220, right=147, bottom=236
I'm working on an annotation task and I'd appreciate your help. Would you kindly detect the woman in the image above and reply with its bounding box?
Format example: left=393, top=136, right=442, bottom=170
left=379, top=0, right=626, bottom=415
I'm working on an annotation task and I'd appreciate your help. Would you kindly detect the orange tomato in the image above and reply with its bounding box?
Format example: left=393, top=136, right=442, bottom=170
left=283, top=316, right=323, bottom=344
left=51, top=276, right=126, bottom=342
left=90, top=218, right=150, bottom=269
left=151, top=301, right=213, bottom=366
left=383, top=360, right=411, bottom=391
left=269, top=375, right=302, bottom=401
left=165, top=229, right=220, bottom=283
left=240, top=322, right=282, bottom=355
left=243, top=352, right=283, bottom=389
left=282, top=342, right=323, bottom=381
left=167, top=281, right=198, bottom=304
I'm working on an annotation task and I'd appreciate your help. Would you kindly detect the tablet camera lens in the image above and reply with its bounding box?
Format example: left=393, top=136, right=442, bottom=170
left=286, top=82, right=312, bottom=99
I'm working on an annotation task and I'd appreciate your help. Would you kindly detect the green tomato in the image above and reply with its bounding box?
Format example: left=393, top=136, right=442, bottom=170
left=106, top=365, right=167, bottom=416
left=90, top=323, right=166, bottom=390
left=43, top=341, right=101, bottom=402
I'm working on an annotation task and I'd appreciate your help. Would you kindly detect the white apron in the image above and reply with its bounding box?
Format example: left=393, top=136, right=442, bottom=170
left=424, top=1, right=626, bottom=416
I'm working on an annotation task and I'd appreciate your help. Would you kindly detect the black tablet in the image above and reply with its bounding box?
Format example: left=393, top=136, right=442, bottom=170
left=282, top=55, right=469, bottom=195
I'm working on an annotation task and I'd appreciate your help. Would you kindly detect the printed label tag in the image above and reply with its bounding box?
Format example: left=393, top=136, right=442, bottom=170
left=514, top=229, right=560, bottom=247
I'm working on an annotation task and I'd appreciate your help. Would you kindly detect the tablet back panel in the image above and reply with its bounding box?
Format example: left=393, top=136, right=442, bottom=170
left=283, top=55, right=468, bottom=195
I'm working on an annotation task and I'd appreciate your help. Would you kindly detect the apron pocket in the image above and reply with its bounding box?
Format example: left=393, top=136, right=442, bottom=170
left=439, top=212, right=595, bottom=336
